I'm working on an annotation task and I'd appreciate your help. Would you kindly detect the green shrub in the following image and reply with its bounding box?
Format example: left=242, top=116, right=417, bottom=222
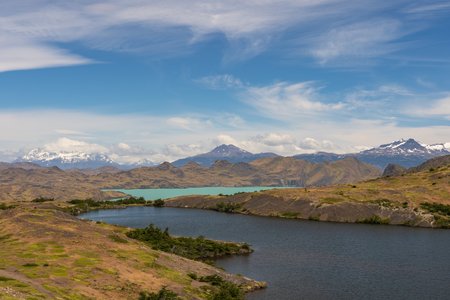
left=357, top=215, right=390, bottom=225
left=279, top=212, right=298, bottom=219
left=199, top=274, right=224, bottom=286
left=67, top=197, right=149, bottom=214
left=139, top=287, right=179, bottom=300
left=210, top=280, right=244, bottom=300
left=22, top=263, right=39, bottom=267
left=126, top=224, right=252, bottom=260
left=153, top=199, right=165, bottom=207
left=0, top=276, right=13, bottom=281
left=0, top=203, right=14, bottom=210
left=420, top=202, right=450, bottom=217
left=31, top=197, right=54, bottom=203
left=214, top=202, right=242, bottom=213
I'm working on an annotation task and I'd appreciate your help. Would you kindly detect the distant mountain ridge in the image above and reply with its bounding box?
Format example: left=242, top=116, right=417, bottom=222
left=294, top=138, right=450, bottom=169
left=14, top=138, right=449, bottom=170
left=18, top=148, right=119, bottom=169
left=17, top=147, right=159, bottom=170
left=172, top=144, right=278, bottom=167
left=0, top=156, right=381, bottom=201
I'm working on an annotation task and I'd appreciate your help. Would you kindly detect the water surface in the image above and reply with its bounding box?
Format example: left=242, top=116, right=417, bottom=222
left=80, top=207, right=450, bottom=300
left=114, top=186, right=286, bottom=200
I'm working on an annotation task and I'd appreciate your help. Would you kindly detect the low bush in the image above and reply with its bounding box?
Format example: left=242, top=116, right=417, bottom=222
left=0, top=203, right=15, bottom=210
left=153, top=199, right=165, bottom=207
left=126, top=224, right=251, bottom=260
left=214, top=202, right=242, bottom=213
left=67, top=196, right=149, bottom=214
left=420, top=202, right=450, bottom=217
left=198, top=275, right=244, bottom=300
left=357, top=215, right=390, bottom=225
left=31, top=197, right=54, bottom=203
left=139, top=287, right=179, bottom=300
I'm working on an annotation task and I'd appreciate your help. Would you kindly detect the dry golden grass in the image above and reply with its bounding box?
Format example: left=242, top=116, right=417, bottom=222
left=0, top=205, right=262, bottom=299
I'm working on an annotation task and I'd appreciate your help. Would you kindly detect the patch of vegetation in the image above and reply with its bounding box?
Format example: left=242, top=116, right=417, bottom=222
left=198, top=275, right=244, bottom=300
left=279, top=212, right=299, bottom=219
left=370, top=199, right=394, bottom=208
left=434, top=216, right=450, bottom=229
left=0, top=203, right=15, bottom=210
left=214, top=202, right=242, bottom=213
left=0, top=276, right=13, bottom=281
left=356, top=215, right=390, bottom=225
left=109, top=234, right=128, bottom=244
left=402, top=201, right=408, bottom=208
left=139, top=287, right=180, bottom=300
left=31, top=197, right=54, bottom=203
left=67, top=196, right=150, bottom=214
left=320, top=197, right=343, bottom=204
left=153, top=199, right=165, bottom=207
left=420, top=202, right=450, bottom=217
left=126, top=224, right=252, bottom=260
left=420, top=202, right=450, bottom=228
left=22, top=262, right=39, bottom=267
left=308, top=215, right=320, bottom=221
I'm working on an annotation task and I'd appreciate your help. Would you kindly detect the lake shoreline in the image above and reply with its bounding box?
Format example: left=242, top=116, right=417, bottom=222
left=79, top=205, right=450, bottom=299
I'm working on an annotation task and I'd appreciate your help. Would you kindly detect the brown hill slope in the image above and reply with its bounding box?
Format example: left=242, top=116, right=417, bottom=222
left=166, top=157, right=450, bottom=228
left=0, top=157, right=380, bottom=202
left=0, top=205, right=262, bottom=299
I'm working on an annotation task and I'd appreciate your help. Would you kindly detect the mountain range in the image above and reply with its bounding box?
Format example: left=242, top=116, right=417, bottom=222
left=294, top=138, right=449, bottom=169
left=0, top=156, right=380, bottom=202
left=14, top=138, right=449, bottom=170
left=171, top=144, right=278, bottom=167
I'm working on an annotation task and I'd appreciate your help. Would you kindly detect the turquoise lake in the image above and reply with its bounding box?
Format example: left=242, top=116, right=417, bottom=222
left=114, top=186, right=287, bottom=200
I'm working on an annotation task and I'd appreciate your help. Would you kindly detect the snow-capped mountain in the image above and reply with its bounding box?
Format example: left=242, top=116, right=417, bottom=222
left=19, top=148, right=118, bottom=169
left=172, top=144, right=278, bottom=167
left=361, top=138, right=449, bottom=156
left=294, top=138, right=449, bottom=169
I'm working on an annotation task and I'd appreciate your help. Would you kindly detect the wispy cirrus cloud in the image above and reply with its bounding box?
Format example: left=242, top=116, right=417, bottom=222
left=241, top=81, right=345, bottom=120
left=307, top=19, right=412, bottom=65
left=195, top=74, right=245, bottom=90
left=1, top=0, right=444, bottom=72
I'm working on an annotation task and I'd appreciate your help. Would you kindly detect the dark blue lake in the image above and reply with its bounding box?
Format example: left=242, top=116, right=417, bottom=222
left=80, top=206, right=450, bottom=300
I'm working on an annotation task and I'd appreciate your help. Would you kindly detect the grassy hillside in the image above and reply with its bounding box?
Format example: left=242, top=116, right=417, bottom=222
left=0, top=205, right=264, bottom=299
left=166, top=157, right=450, bottom=228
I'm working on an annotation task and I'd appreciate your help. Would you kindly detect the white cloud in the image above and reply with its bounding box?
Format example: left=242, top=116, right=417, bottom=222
left=43, top=137, right=108, bottom=154
left=405, top=2, right=450, bottom=14
left=309, top=19, right=409, bottom=64
left=0, top=1, right=430, bottom=71
left=163, top=143, right=204, bottom=158
left=252, top=133, right=296, bottom=147
left=166, top=117, right=213, bottom=131
left=408, top=95, right=450, bottom=119
left=242, top=81, right=344, bottom=120
left=196, top=74, right=244, bottom=89
left=0, top=35, right=92, bottom=72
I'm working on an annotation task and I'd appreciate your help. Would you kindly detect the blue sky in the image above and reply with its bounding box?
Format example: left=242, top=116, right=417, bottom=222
left=0, top=0, right=449, bottom=163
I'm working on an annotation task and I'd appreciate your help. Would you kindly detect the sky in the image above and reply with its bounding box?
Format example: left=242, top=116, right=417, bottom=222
left=0, top=0, right=450, bottom=163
